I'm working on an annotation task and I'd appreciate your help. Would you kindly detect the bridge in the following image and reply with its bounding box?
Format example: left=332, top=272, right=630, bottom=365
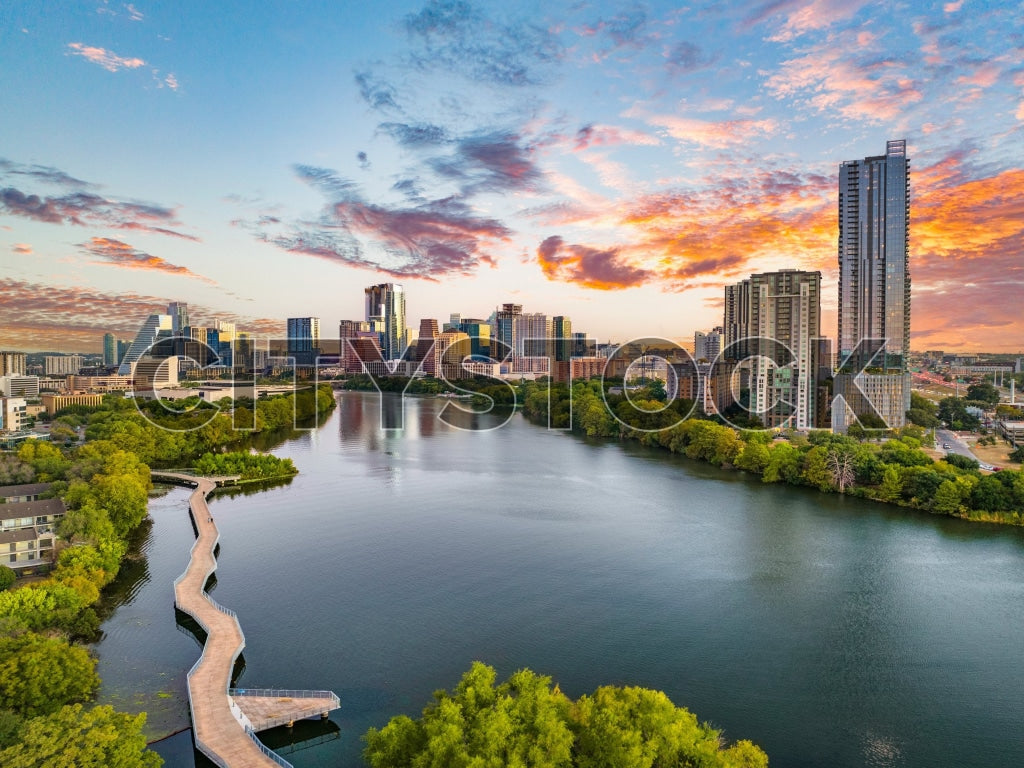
left=157, top=471, right=340, bottom=767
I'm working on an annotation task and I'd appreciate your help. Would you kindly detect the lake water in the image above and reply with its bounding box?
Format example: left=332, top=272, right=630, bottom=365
left=93, top=392, right=1024, bottom=767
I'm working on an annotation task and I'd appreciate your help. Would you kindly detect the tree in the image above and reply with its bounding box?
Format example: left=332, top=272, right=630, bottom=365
left=0, top=566, right=14, bottom=592
left=0, top=634, right=98, bottom=717
left=938, top=398, right=981, bottom=431
left=944, top=453, right=979, bottom=471
left=364, top=663, right=767, bottom=768
left=801, top=446, right=833, bottom=491
left=826, top=449, right=857, bottom=493
left=933, top=479, right=963, bottom=515
left=971, top=475, right=1011, bottom=512
left=1010, top=445, right=1024, bottom=463
left=0, top=704, right=161, bottom=768
left=966, top=382, right=1000, bottom=406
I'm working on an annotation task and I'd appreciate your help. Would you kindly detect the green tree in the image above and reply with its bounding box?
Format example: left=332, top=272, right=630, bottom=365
left=0, top=566, right=14, bottom=592
left=364, top=663, right=766, bottom=768
left=0, top=634, right=98, bottom=717
left=966, top=382, right=1000, bottom=406
left=933, top=479, right=963, bottom=515
left=0, top=704, right=161, bottom=768
left=938, top=398, right=981, bottom=431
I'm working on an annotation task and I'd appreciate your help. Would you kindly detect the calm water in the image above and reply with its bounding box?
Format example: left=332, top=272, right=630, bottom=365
left=94, top=392, right=1024, bottom=767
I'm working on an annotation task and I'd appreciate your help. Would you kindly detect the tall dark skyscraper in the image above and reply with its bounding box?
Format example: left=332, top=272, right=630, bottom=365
left=837, top=139, right=910, bottom=369
left=834, top=139, right=911, bottom=430
left=364, top=283, right=406, bottom=361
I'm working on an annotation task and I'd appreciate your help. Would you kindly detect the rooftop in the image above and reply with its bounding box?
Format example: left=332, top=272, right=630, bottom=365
left=0, top=482, right=53, bottom=498
left=0, top=497, right=65, bottom=521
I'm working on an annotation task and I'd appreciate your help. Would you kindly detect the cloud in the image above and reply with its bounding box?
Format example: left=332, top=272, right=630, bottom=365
left=764, top=44, right=923, bottom=122
left=664, top=41, right=715, bottom=76
left=11, top=243, right=32, bottom=255
left=402, top=0, right=562, bottom=86
left=643, top=115, right=779, bottom=148
left=537, top=235, right=652, bottom=289
left=354, top=70, right=401, bottom=111
left=943, top=0, right=964, bottom=12
left=126, top=3, right=144, bottom=21
left=0, top=279, right=282, bottom=351
left=357, top=151, right=371, bottom=170
left=378, top=121, right=450, bottom=147
left=67, top=42, right=146, bottom=72
left=79, top=237, right=215, bottom=283
left=427, top=130, right=544, bottom=195
left=579, top=7, right=651, bottom=51
left=0, top=158, right=94, bottom=189
left=164, top=73, right=179, bottom=91
left=573, top=124, right=660, bottom=150
left=0, top=182, right=197, bottom=240
left=745, top=0, right=870, bottom=42
left=247, top=165, right=513, bottom=279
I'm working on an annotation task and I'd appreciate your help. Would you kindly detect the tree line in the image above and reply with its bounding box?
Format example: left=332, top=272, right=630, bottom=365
left=521, top=380, right=1024, bottom=524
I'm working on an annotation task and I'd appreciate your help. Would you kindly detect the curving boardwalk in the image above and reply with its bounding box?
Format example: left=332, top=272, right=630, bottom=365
left=159, top=471, right=339, bottom=768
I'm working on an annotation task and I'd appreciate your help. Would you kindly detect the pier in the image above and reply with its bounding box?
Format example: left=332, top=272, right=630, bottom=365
left=157, top=471, right=340, bottom=768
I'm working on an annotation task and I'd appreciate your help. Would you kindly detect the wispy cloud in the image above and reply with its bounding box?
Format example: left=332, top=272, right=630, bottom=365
left=11, top=243, right=32, bottom=255
left=80, top=236, right=214, bottom=282
left=402, top=0, right=563, bottom=86
left=537, top=235, right=652, bottom=289
left=641, top=114, right=779, bottom=148
left=245, top=164, right=513, bottom=279
left=67, top=42, right=146, bottom=72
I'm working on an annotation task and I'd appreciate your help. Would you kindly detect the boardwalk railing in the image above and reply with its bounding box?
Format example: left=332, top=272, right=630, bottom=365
left=245, top=728, right=294, bottom=768
left=229, top=688, right=341, bottom=703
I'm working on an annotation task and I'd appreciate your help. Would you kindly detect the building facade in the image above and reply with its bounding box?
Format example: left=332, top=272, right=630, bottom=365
left=0, top=352, right=27, bottom=377
left=103, top=333, right=118, bottom=366
left=834, top=139, right=911, bottom=431
left=365, top=283, right=406, bottom=361
left=43, top=355, right=84, bottom=375
left=748, top=270, right=822, bottom=429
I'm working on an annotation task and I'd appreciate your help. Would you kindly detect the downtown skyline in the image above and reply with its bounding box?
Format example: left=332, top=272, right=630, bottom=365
left=2, top=0, right=1023, bottom=353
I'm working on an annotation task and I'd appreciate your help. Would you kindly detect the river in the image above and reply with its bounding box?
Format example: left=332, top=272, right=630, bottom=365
left=93, top=391, right=1024, bottom=767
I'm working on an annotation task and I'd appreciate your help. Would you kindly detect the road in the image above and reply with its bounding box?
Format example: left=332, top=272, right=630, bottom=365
left=936, top=428, right=994, bottom=470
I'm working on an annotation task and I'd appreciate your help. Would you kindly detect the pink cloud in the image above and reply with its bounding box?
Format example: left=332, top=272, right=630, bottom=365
left=643, top=115, right=779, bottom=148
left=67, top=42, right=146, bottom=72
left=11, top=243, right=32, bottom=255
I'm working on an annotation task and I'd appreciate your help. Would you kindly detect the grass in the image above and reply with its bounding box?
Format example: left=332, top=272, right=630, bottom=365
left=965, top=439, right=1022, bottom=470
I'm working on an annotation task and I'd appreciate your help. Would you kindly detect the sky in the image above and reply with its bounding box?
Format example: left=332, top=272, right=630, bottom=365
left=1, top=0, right=1023, bottom=353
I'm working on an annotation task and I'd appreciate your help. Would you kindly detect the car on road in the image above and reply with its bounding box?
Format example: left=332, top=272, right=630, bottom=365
left=942, top=443, right=950, bottom=449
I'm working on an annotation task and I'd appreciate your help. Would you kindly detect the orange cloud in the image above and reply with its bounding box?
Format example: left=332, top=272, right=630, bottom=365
left=643, top=115, right=779, bottom=148
left=0, top=278, right=282, bottom=352
left=66, top=43, right=146, bottom=72
left=11, top=243, right=32, bottom=255
left=80, top=237, right=216, bottom=284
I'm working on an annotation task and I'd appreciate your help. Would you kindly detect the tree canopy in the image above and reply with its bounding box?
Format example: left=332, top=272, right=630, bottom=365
left=364, top=662, right=767, bottom=768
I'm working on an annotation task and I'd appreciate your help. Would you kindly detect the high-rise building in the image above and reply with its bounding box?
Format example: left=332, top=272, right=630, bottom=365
left=0, top=352, right=27, bottom=377
left=838, top=139, right=910, bottom=369
left=117, top=339, right=129, bottom=364
left=514, top=312, right=553, bottom=373
left=416, top=319, right=440, bottom=375
left=694, top=328, right=722, bottom=363
left=552, top=316, right=572, bottom=362
left=834, top=139, right=911, bottom=431
left=168, top=302, right=189, bottom=336
left=364, top=284, right=407, bottom=361
left=118, top=314, right=174, bottom=376
left=286, top=317, right=321, bottom=362
left=748, top=270, right=822, bottom=429
left=493, top=303, right=522, bottom=361
left=103, top=333, right=117, bottom=366
left=44, top=355, right=84, bottom=375
left=459, top=319, right=492, bottom=360
left=723, top=281, right=751, bottom=359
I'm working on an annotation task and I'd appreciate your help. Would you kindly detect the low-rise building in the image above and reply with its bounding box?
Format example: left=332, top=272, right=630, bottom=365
left=0, top=375, right=40, bottom=398
left=41, top=393, right=106, bottom=413
left=67, top=374, right=132, bottom=392
left=0, top=397, right=28, bottom=433
left=996, top=420, right=1024, bottom=446
left=0, top=497, right=66, bottom=533
left=0, top=482, right=53, bottom=503
left=0, top=528, right=57, bottom=572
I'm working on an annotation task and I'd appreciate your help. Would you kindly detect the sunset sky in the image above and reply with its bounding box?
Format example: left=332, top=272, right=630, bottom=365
left=1, top=0, right=1023, bottom=353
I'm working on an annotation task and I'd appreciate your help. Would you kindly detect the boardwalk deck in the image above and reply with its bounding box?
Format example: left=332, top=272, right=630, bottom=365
left=162, top=471, right=340, bottom=768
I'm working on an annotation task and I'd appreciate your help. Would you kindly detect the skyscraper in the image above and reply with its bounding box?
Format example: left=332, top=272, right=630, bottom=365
left=838, top=139, right=910, bottom=369
left=493, top=303, right=522, bottom=361
left=365, top=283, right=406, bottom=361
left=168, top=302, right=189, bottom=336
left=552, top=316, right=572, bottom=362
left=748, top=270, right=822, bottom=429
left=286, top=317, right=321, bottom=363
left=416, top=318, right=439, bottom=375
left=834, top=139, right=911, bottom=431
left=118, top=314, right=173, bottom=376
left=723, top=280, right=751, bottom=359
left=103, top=333, right=117, bottom=366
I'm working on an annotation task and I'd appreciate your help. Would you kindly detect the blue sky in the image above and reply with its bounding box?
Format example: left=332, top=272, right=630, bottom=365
left=2, top=0, right=1023, bottom=351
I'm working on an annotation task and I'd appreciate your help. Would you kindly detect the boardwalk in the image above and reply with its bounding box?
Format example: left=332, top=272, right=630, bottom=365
left=160, top=471, right=339, bottom=768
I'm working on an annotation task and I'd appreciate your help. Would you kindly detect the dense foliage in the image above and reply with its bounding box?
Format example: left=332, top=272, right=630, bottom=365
left=522, top=380, right=1024, bottom=525
left=194, top=451, right=297, bottom=481
left=364, top=662, right=767, bottom=768
left=0, top=704, right=159, bottom=768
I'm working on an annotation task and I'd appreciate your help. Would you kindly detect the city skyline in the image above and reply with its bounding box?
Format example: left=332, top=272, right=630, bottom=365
left=2, top=1, right=1023, bottom=353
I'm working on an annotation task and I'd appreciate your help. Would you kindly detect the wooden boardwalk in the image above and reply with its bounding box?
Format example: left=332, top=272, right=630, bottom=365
left=161, top=471, right=340, bottom=768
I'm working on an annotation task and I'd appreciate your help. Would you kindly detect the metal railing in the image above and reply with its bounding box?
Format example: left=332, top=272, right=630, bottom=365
left=245, top=728, right=294, bottom=768
left=229, top=688, right=340, bottom=703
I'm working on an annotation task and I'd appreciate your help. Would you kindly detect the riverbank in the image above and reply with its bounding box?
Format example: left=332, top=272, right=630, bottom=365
left=520, top=379, right=1024, bottom=527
